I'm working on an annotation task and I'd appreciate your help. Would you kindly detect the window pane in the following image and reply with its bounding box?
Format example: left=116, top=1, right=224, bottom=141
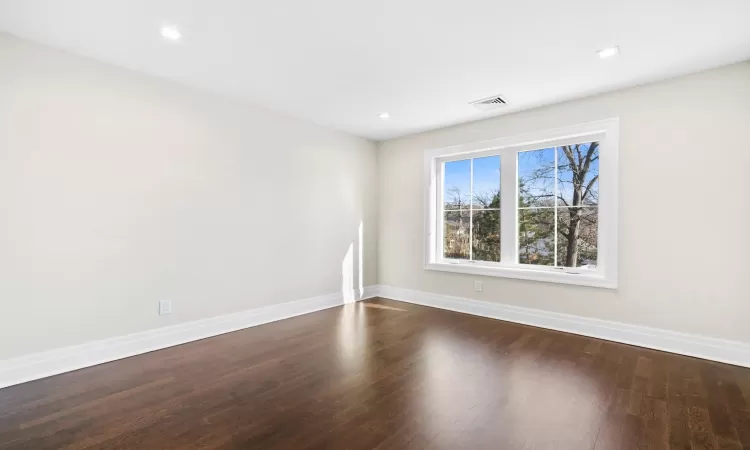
left=472, top=210, right=501, bottom=262
left=444, top=160, right=470, bottom=209
left=557, top=207, right=598, bottom=268
left=472, top=156, right=500, bottom=209
left=518, top=148, right=555, bottom=208
left=444, top=211, right=469, bottom=259
left=557, top=142, right=599, bottom=207
left=518, top=208, right=554, bottom=266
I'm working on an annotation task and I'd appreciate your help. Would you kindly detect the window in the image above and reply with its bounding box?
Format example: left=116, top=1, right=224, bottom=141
left=424, top=119, right=618, bottom=288
left=443, top=156, right=501, bottom=262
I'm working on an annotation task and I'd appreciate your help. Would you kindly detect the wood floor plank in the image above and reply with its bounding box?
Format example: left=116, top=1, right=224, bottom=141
left=0, top=298, right=748, bottom=450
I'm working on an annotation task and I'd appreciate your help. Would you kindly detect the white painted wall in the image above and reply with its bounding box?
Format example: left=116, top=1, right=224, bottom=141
left=378, top=62, right=750, bottom=343
left=0, top=33, right=378, bottom=360
left=2, top=29, right=748, bottom=366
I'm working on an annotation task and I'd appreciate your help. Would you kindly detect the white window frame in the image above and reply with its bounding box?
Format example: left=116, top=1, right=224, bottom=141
left=424, top=118, right=619, bottom=289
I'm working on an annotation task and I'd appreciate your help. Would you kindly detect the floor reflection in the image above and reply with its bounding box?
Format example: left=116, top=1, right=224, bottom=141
left=362, top=302, right=407, bottom=312
left=335, top=303, right=367, bottom=373
left=417, top=328, right=602, bottom=448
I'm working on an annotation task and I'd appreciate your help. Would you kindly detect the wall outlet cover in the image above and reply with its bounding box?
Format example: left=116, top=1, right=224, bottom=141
left=159, top=300, right=172, bottom=315
left=474, top=281, right=483, bottom=292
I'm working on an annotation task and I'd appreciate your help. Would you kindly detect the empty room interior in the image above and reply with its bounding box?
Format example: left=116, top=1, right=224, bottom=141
left=1, top=1, right=750, bottom=449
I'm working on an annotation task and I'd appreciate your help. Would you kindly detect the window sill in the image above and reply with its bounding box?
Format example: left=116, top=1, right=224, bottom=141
left=425, top=262, right=617, bottom=289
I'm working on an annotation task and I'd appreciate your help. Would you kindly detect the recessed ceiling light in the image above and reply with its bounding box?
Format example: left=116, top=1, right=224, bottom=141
left=597, top=45, right=620, bottom=59
left=378, top=112, right=390, bottom=119
left=160, top=25, right=182, bottom=41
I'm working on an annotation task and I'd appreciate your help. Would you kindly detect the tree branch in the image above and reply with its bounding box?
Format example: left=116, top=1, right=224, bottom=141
left=581, top=175, right=599, bottom=202
left=561, top=145, right=577, bottom=175
left=580, top=142, right=599, bottom=175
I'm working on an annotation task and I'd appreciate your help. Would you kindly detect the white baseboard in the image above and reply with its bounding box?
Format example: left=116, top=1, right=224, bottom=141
left=361, top=285, right=381, bottom=300
left=0, top=288, right=375, bottom=390
left=6, top=285, right=745, bottom=390
left=376, top=285, right=750, bottom=368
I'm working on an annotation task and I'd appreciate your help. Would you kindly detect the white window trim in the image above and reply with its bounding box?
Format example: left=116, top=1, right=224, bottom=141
left=424, top=118, right=619, bottom=289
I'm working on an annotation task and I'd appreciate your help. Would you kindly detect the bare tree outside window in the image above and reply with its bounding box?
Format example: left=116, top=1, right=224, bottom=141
left=442, top=143, right=598, bottom=268
left=443, top=157, right=500, bottom=262
left=518, top=142, right=599, bottom=268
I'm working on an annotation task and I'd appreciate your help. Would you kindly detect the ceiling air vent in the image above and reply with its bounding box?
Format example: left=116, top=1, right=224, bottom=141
left=470, top=95, right=508, bottom=111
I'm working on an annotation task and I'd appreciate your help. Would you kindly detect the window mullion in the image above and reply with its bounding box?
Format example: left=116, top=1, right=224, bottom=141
left=553, top=147, right=558, bottom=267
left=500, top=152, right=517, bottom=263
left=436, top=161, right=445, bottom=261
left=469, top=158, right=473, bottom=261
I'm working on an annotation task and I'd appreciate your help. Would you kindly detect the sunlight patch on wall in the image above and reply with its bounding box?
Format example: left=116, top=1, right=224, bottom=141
left=342, top=242, right=354, bottom=303
left=358, top=221, right=364, bottom=299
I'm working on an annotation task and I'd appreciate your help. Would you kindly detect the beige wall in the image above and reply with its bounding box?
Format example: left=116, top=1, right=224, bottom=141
left=378, top=62, right=750, bottom=343
left=0, top=34, right=378, bottom=360
left=2, top=29, right=748, bottom=363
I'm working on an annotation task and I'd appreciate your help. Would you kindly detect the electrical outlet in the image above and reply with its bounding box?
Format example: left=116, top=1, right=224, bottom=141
left=474, top=281, right=483, bottom=292
left=159, top=300, right=172, bottom=315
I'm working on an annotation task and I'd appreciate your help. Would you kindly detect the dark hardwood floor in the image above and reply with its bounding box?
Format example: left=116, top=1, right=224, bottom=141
left=1, top=298, right=749, bottom=449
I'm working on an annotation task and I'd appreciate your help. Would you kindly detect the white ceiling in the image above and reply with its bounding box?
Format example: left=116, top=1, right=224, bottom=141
left=1, top=0, right=749, bottom=140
